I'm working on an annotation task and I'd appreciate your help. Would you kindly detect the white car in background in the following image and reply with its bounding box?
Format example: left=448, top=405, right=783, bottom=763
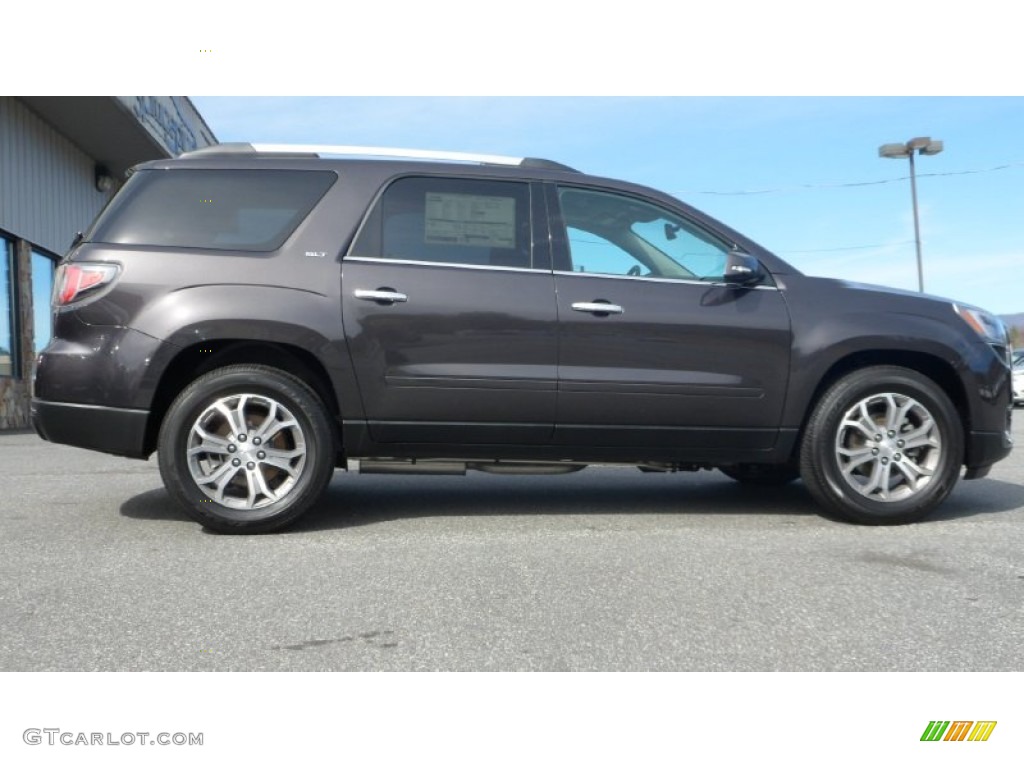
left=1014, top=357, right=1024, bottom=407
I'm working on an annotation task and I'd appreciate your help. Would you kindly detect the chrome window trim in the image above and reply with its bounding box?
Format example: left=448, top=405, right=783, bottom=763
left=344, top=255, right=547, bottom=275
left=343, top=257, right=780, bottom=288
left=552, top=270, right=780, bottom=291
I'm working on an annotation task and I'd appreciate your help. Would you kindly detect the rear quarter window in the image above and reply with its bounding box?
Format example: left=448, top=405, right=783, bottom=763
left=87, top=169, right=336, bottom=252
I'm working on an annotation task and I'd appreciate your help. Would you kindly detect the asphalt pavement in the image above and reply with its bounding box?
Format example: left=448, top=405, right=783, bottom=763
left=1, top=418, right=1022, bottom=671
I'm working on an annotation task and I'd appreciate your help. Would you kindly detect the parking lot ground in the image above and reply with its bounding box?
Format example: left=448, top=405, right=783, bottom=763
left=1, top=419, right=1022, bottom=671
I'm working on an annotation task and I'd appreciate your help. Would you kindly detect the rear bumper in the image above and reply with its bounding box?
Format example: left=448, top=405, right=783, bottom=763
left=32, top=399, right=150, bottom=459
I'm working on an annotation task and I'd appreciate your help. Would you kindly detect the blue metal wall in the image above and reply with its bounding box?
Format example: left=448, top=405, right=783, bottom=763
left=0, top=97, right=114, bottom=256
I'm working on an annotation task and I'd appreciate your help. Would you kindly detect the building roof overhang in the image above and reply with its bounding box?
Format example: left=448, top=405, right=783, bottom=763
left=19, top=97, right=215, bottom=180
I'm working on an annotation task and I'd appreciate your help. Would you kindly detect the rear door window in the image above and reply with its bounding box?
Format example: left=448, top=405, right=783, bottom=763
left=87, top=169, right=336, bottom=251
left=349, top=176, right=533, bottom=269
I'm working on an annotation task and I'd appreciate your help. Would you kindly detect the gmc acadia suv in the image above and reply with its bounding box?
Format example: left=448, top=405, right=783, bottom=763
left=32, top=143, right=1015, bottom=533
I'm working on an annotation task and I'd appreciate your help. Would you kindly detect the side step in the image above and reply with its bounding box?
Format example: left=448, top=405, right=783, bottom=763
left=347, top=459, right=587, bottom=476
left=345, top=459, right=712, bottom=475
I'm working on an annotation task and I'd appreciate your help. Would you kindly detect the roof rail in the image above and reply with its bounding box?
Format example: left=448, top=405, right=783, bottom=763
left=178, top=143, right=578, bottom=172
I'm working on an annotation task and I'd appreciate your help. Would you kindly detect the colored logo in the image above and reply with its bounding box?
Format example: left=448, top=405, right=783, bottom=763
left=921, top=721, right=997, bottom=742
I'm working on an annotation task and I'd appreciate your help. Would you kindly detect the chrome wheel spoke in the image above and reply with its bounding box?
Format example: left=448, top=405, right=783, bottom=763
left=251, top=401, right=279, bottom=440
left=257, top=416, right=298, bottom=442
left=248, top=467, right=277, bottom=506
left=214, top=398, right=247, bottom=437
left=856, top=460, right=888, bottom=501
left=195, top=462, right=242, bottom=504
left=838, top=445, right=873, bottom=461
left=192, top=457, right=236, bottom=487
left=893, top=456, right=932, bottom=487
left=260, top=446, right=303, bottom=475
left=892, top=397, right=915, bottom=430
left=901, top=418, right=938, bottom=450
left=212, top=465, right=242, bottom=503
left=244, top=468, right=260, bottom=508
left=850, top=401, right=879, bottom=437
left=840, top=416, right=876, bottom=440
left=875, top=462, right=894, bottom=501
left=881, top=394, right=900, bottom=431
left=839, top=448, right=874, bottom=475
left=187, top=426, right=231, bottom=458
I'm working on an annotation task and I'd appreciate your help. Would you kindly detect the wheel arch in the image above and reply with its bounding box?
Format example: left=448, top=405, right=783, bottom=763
left=144, top=339, right=342, bottom=457
left=794, top=349, right=969, bottom=460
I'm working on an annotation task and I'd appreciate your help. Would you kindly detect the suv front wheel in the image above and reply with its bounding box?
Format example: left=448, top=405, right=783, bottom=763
left=799, top=366, right=963, bottom=525
left=157, top=364, right=335, bottom=534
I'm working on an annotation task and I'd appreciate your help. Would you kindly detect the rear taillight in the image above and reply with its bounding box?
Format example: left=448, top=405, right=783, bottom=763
left=53, top=263, right=120, bottom=307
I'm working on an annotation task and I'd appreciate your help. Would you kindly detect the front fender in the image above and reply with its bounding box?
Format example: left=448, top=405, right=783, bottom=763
left=784, top=310, right=1005, bottom=432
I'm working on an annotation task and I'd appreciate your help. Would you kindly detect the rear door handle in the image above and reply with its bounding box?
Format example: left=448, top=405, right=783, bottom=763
left=571, top=301, right=623, bottom=315
left=354, top=288, right=408, bottom=304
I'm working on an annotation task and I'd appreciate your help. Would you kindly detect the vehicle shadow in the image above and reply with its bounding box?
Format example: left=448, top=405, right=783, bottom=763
left=302, top=471, right=819, bottom=532
left=118, top=469, right=1024, bottom=534
left=119, top=488, right=193, bottom=524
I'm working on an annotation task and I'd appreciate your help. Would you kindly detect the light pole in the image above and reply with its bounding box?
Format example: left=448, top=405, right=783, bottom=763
left=878, top=137, right=943, bottom=293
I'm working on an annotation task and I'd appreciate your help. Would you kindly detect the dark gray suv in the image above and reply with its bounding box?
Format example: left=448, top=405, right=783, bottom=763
left=32, top=143, right=1015, bottom=533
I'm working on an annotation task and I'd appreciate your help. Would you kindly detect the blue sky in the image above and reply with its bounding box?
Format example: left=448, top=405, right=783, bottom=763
left=192, top=97, right=1024, bottom=315
left=8, top=2, right=1017, bottom=315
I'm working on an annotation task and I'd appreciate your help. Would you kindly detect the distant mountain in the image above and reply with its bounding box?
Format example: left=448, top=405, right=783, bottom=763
left=1001, top=313, right=1024, bottom=330
left=1002, top=313, right=1023, bottom=347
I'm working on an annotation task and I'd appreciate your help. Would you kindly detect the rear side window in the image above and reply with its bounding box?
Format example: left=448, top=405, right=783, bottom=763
left=87, top=169, right=336, bottom=252
left=350, top=177, right=532, bottom=269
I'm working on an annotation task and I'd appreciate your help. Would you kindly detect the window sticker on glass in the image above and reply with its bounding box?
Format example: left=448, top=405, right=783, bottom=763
left=424, top=193, right=516, bottom=249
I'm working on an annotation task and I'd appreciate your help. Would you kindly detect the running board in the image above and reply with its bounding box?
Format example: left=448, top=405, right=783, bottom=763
left=346, top=459, right=709, bottom=475
left=347, top=459, right=587, bottom=476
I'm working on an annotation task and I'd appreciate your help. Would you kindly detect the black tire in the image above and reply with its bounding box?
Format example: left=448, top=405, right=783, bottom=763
left=799, top=366, right=963, bottom=525
left=157, top=364, right=335, bottom=534
left=719, top=464, right=800, bottom=486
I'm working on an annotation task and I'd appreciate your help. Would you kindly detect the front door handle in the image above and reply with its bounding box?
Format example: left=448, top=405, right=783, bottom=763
left=571, top=301, right=623, bottom=315
left=354, top=288, right=408, bottom=304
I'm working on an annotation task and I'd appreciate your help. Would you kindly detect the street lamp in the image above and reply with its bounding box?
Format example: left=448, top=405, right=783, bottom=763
left=878, top=137, right=943, bottom=293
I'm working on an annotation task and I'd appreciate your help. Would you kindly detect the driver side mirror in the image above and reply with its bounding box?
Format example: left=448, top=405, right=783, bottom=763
left=721, top=250, right=765, bottom=287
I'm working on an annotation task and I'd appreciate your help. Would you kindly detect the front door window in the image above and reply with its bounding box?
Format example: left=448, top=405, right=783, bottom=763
left=558, top=187, right=730, bottom=281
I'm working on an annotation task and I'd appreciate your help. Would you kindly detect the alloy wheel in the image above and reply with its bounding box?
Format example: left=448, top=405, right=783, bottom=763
left=186, top=393, right=307, bottom=510
left=834, top=392, right=942, bottom=503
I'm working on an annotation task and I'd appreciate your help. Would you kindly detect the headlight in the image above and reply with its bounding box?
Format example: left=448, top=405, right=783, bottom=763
left=954, top=303, right=1007, bottom=343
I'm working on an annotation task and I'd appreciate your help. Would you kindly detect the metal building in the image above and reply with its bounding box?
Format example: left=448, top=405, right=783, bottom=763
left=0, top=97, right=216, bottom=429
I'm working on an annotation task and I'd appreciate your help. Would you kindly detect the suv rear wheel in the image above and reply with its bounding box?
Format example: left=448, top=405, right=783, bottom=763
left=799, top=366, right=963, bottom=525
left=157, top=364, right=335, bottom=533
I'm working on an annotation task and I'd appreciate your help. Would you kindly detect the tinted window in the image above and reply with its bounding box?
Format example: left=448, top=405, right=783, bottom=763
left=566, top=227, right=644, bottom=275
left=557, top=187, right=730, bottom=280
left=351, top=177, right=532, bottom=269
left=87, top=169, right=336, bottom=252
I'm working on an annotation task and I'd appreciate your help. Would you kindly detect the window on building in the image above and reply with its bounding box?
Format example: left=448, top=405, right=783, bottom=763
left=31, top=250, right=57, bottom=355
left=0, top=237, right=15, bottom=377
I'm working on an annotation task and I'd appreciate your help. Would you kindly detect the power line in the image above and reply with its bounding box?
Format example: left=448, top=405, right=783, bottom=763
left=778, top=240, right=916, bottom=255
left=576, top=231, right=917, bottom=259
left=677, top=161, right=1024, bottom=197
